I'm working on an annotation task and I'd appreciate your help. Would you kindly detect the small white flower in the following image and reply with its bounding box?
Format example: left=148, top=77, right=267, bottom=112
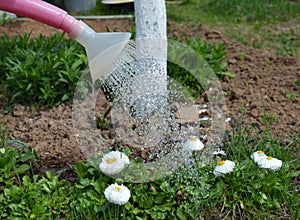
left=213, top=149, right=226, bottom=156
left=185, top=136, right=204, bottom=151
left=104, top=183, right=131, bottom=205
left=251, top=150, right=268, bottom=164
left=0, top=148, right=5, bottom=154
left=99, top=151, right=130, bottom=175
left=258, top=156, right=282, bottom=171
left=213, top=160, right=235, bottom=176
left=225, top=118, right=231, bottom=123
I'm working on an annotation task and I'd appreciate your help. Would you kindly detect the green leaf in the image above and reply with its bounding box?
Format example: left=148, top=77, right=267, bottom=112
left=176, top=207, right=187, bottom=220
left=79, top=178, right=91, bottom=186
left=289, top=171, right=300, bottom=178
left=159, top=181, right=170, bottom=193
left=19, top=152, right=35, bottom=162
left=42, top=183, right=51, bottom=193
left=13, top=164, right=30, bottom=174
left=22, top=175, right=31, bottom=186
left=123, top=148, right=132, bottom=157
left=221, top=71, right=236, bottom=78
left=132, top=207, right=142, bottom=215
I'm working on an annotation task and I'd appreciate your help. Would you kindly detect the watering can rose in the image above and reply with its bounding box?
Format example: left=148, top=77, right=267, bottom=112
left=99, top=151, right=130, bottom=175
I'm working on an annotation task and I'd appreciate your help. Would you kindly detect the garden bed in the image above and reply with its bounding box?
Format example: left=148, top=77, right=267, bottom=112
left=0, top=16, right=300, bottom=219
left=1, top=18, right=299, bottom=171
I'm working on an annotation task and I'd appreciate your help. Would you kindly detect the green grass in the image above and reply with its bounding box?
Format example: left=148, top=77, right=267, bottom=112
left=166, top=0, right=300, bottom=56
left=0, top=120, right=299, bottom=219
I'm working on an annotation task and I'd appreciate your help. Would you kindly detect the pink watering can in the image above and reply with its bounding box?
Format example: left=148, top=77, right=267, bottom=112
left=0, top=0, right=131, bottom=81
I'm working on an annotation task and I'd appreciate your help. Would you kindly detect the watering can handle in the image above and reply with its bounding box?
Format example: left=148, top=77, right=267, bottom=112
left=0, top=0, right=80, bottom=37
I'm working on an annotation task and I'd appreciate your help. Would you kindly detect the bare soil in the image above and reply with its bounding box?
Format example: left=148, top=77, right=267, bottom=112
left=0, top=19, right=299, bottom=175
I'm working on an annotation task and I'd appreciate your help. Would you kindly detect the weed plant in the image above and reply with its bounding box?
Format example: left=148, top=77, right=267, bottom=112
left=0, top=33, right=88, bottom=108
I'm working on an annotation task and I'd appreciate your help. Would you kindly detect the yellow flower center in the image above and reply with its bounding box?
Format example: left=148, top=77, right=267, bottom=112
left=267, top=156, right=273, bottom=160
left=106, top=157, right=117, bottom=164
left=218, top=160, right=226, bottom=166
left=258, top=150, right=264, bottom=154
left=115, top=186, right=121, bottom=192
left=190, top=136, right=196, bottom=142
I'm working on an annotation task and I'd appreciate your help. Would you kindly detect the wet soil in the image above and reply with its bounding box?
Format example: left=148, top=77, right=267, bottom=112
left=0, top=18, right=299, bottom=175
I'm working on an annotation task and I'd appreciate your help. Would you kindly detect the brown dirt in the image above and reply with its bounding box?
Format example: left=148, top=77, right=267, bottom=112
left=0, top=19, right=299, bottom=174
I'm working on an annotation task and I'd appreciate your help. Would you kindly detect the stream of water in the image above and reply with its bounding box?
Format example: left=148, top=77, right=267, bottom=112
left=72, top=0, right=227, bottom=183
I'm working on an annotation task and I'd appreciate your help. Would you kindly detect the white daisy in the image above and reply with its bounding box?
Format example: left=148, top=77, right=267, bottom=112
left=185, top=136, right=204, bottom=151
left=99, top=151, right=130, bottom=175
left=258, top=156, right=282, bottom=171
left=104, top=183, right=131, bottom=205
left=251, top=150, right=267, bottom=164
left=213, top=160, right=235, bottom=176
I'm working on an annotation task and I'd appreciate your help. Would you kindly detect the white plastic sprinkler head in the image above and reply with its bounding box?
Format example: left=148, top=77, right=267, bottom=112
left=68, top=20, right=131, bottom=82
left=0, top=0, right=131, bottom=82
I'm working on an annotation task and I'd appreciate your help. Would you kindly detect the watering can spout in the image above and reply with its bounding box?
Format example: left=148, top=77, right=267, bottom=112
left=0, top=0, right=131, bottom=82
